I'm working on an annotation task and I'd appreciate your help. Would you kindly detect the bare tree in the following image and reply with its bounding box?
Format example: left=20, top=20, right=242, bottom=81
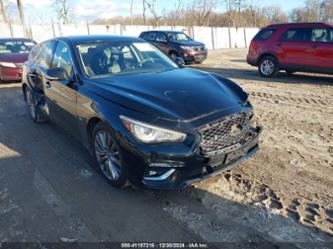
left=17, top=0, right=29, bottom=37
left=320, top=0, right=333, bottom=22
left=146, top=0, right=163, bottom=27
left=191, top=0, right=217, bottom=26
left=262, top=5, right=288, bottom=24
left=0, top=0, right=9, bottom=23
left=142, top=0, right=147, bottom=25
left=53, top=0, right=72, bottom=24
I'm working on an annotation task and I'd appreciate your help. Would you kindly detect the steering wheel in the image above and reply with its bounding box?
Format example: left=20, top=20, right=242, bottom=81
left=138, top=58, right=155, bottom=68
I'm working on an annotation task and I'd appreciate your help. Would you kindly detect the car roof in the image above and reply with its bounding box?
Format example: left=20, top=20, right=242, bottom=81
left=141, top=30, right=184, bottom=33
left=266, top=22, right=333, bottom=29
left=57, top=35, right=144, bottom=44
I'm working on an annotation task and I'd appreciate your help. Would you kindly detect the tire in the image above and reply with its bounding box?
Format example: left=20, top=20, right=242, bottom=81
left=92, top=122, right=129, bottom=188
left=169, top=51, right=178, bottom=62
left=24, top=87, right=44, bottom=123
left=258, top=56, right=279, bottom=78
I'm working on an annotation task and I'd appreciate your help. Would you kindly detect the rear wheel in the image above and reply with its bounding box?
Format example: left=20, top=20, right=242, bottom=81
left=92, top=122, right=129, bottom=188
left=258, top=56, right=279, bottom=77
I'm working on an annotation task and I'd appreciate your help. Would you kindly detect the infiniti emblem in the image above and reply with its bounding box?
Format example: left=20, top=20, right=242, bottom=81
left=230, top=124, right=242, bottom=136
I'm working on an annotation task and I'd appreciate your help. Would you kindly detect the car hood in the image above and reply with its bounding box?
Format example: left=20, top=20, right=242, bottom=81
left=0, top=53, right=29, bottom=63
left=174, top=40, right=205, bottom=47
left=88, top=68, right=248, bottom=121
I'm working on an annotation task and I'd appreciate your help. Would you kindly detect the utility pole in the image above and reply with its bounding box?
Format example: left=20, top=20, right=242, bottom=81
left=17, top=0, right=28, bottom=37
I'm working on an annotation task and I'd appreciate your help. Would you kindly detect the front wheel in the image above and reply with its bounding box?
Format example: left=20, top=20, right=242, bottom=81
left=169, top=51, right=178, bottom=62
left=258, top=56, right=279, bottom=78
left=25, top=88, right=43, bottom=123
left=92, top=122, right=129, bottom=188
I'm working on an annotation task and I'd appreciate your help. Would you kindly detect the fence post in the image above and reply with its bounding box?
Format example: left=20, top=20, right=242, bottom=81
left=211, top=27, right=215, bottom=50
left=243, top=28, right=247, bottom=48
left=228, top=26, right=231, bottom=48
left=8, top=22, right=13, bottom=37
left=86, top=20, right=90, bottom=35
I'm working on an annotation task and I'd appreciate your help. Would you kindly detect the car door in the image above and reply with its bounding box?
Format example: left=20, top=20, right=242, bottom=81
left=310, top=27, right=333, bottom=71
left=44, top=40, right=80, bottom=138
left=27, top=41, right=55, bottom=92
left=277, top=28, right=315, bottom=67
left=154, top=32, right=169, bottom=54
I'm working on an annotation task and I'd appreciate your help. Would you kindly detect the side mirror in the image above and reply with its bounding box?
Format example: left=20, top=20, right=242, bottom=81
left=46, top=67, right=69, bottom=81
left=175, top=57, right=185, bottom=68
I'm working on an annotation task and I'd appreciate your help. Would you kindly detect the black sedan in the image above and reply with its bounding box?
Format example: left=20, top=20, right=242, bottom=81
left=22, top=35, right=261, bottom=189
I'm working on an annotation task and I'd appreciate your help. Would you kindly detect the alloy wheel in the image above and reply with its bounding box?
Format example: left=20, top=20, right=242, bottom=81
left=94, top=130, right=121, bottom=181
left=260, top=59, right=275, bottom=76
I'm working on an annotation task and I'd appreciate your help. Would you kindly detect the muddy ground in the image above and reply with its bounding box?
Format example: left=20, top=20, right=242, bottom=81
left=0, top=49, right=332, bottom=247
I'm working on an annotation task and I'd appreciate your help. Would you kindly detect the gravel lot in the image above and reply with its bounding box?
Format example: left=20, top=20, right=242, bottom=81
left=0, top=49, right=332, bottom=247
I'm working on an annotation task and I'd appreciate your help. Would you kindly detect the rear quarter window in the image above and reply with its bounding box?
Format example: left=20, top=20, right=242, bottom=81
left=280, top=28, right=312, bottom=42
left=254, top=29, right=276, bottom=40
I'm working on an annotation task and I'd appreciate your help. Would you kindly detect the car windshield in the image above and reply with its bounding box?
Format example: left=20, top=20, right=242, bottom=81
left=0, top=40, right=36, bottom=54
left=76, top=41, right=178, bottom=78
left=167, top=32, right=193, bottom=42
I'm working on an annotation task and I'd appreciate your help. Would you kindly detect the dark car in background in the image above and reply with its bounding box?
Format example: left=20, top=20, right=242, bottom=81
left=247, top=22, right=333, bottom=77
left=0, top=38, right=37, bottom=81
left=22, top=35, right=260, bottom=190
left=139, top=30, right=207, bottom=64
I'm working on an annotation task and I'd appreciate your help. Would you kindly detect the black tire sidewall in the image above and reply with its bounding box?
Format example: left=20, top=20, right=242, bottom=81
left=92, top=122, right=129, bottom=188
left=169, top=52, right=178, bottom=61
left=259, top=56, right=279, bottom=78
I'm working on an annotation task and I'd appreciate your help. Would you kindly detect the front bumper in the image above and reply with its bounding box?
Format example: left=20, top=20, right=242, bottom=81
left=0, top=65, right=23, bottom=81
left=182, top=51, right=208, bottom=63
left=247, top=55, right=257, bottom=67
left=121, top=126, right=261, bottom=190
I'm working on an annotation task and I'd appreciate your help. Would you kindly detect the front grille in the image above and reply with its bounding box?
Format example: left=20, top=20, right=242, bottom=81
left=198, top=112, right=251, bottom=155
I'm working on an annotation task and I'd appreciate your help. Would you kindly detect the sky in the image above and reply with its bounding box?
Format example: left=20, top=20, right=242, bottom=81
left=4, top=0, right=306, bottom=24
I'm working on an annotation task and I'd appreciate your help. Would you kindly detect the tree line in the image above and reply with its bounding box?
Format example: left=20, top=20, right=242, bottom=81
left=1, top=0, right=333, bottom=29
left=92, top=0, right=333, bottom=28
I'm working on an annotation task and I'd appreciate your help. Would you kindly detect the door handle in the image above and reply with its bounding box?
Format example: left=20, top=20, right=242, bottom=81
left=45, top=81, right=52, bottom=89
left=312, top=45, right=318, bottom=49
left=28, top=72, right=37, bottom=78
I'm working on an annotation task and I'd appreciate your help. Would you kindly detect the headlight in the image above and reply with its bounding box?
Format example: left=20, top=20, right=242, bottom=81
left=120, top=115, right=187, bottom=144
left=180, top=45, right=193, bottom=51
left=0, top=62, right=16, bottom=68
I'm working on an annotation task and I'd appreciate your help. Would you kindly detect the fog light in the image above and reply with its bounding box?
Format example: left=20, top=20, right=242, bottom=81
left=149, top=170, right=158, bottom=176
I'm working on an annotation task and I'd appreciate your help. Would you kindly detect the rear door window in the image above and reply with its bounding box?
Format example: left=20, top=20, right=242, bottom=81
left=36, top=41, right=55, bottom=68
left=311, top=28, right=333, bottom=42
left=254, top=29, right=276, bottom=40
left=146, top=32, right=156, bottom=41
left=156, top=32, right=167, bottom=42
left=280, top=28, right=312, bottom=42
left=51, top=41, right=73, bottom=77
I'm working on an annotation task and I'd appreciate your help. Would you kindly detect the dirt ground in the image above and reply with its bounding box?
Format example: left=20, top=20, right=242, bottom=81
left=0, top=49, right=332, bottom=247
left=189, top=49, right=333, bottom=238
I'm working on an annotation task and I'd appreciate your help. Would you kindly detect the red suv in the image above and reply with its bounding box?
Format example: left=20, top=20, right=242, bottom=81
left=247, top=23, right=333, bottom=77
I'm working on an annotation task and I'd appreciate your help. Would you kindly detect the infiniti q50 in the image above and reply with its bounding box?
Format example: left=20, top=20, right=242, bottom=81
left=22, top=35, right=261, bottom=189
